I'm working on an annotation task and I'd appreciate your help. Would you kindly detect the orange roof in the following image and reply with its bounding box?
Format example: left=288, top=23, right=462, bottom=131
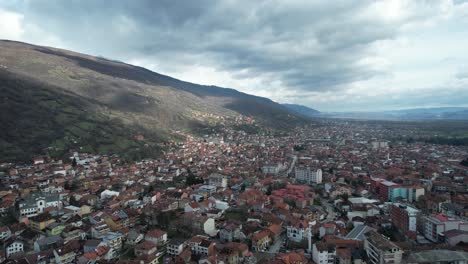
left=147, top=228, right=167, bottom=238
left=267, top=224, right=282, bottom=236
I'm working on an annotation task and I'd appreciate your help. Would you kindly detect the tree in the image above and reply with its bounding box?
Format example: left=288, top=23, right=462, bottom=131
left=461, top=158, right=468, bottom=167
left=341, top=193, right=349, bottom=203
left=313, top=198, right=322, bottom=206
left=186, top=174, right=204, bottom=186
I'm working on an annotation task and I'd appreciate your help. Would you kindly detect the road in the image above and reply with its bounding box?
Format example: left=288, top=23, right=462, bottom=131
left=321, top=201, right=336, bottom=223
left=268, top=234, right=286, bottom=253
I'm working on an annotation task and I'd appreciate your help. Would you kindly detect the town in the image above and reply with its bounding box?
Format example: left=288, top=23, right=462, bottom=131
left=1, top=118, right=467, bottom=264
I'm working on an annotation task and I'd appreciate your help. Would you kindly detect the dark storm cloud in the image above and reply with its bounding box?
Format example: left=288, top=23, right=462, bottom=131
left=5, top=1, right=408, bottom=91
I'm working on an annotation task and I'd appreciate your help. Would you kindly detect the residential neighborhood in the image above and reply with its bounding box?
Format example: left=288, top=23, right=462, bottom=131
left=1, top=120, right=468, bottom=264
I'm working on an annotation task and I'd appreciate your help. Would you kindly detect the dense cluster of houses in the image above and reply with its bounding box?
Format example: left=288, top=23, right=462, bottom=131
left=0, top=120, right=467, bottom=263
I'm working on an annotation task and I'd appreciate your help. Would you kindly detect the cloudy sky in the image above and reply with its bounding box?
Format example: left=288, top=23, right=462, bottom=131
left=1, top=0, right=468, bottom=112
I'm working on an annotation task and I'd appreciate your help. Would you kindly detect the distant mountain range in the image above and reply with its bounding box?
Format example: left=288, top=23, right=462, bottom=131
left=282, top=104, right=320, bottom=117
left=0, top=40, right=306, bottom=161
left=319, top=107, right=468, bottom=120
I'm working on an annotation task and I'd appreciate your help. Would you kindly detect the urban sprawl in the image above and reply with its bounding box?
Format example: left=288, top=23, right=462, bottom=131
left=1, top=118, right=468, bottom=264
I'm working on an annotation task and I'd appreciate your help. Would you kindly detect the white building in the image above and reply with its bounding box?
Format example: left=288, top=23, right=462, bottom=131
left=100, top=190, right=119, bottom=200
left=312, top=242, right=336, bottom=264
left=422, top=214, right=468, bottom=242
left=0, top=226, right=11, bottom=241
left=371, top=141, right=389, bottom=149
left=6, top=240, right=24, bottom=257
left=262, top=163, right=281, bottom=175
left=208, top=173, right=228, bottom=189
left=167, top=239, right=186, bottom=256
left=295, top=167, right=322, bottom=184
left=17, top=192, right=62, bottom=218
left=287, top=221, right=310, bottom=242
left=364, top=231, right=402, bottom=264
left=197, top=185, right=217, bottom=195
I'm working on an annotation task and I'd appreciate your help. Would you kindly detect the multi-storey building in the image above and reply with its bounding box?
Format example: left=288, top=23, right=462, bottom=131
left=364, top=231, right=402, bottom=264
left=422, top=214, right=468, bottom=242
left=208, top=173, right=229, bottom=188
left=287, top=220, right=310, bottom=242
left=371, top=178, right=424, bottom=202
left=295, top=167, right=322, bottom=184
left=391, top=203, right=420, bottom=240
left=312, top=242, right=336, bottom=264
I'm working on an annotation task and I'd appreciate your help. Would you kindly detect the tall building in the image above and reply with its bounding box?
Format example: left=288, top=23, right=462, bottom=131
left=389, top=186, right=425, bottom=203
left=371, top=141, right=389, bottom=149
left=390, top=203, right=420, bottom=240
left=422, top=214, right=468, bottom=242
left=295, top=167, right=322, bottom=184
left=261, top=163, right=281, bottom=175
left=312, top=242, right=336, bottom=264
left=364, top=231, right=403, bottom=264
left=208, top=173, right=228, bottom=189
left=371, top=178, right=424, bottom=202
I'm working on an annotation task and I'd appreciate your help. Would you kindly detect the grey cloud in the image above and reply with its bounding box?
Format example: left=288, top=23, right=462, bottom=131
left=1, top=1, right=441, bottom=94
left=455, top=69, right=468, bottom=79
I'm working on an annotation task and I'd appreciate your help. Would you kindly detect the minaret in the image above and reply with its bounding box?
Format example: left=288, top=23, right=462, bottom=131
left=308, top=221, right=313, bottom=253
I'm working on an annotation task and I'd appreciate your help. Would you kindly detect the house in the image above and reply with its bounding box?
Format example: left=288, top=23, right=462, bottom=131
left=134, top=241, right=158, bottom=257
left=183, top=213, right=217, bottom=236
left=319, top=222, right=337, bottom=238
left=175, top=247, right=192, bottom=263
left=443, top=230, right=468, bottom=246
left=62, top=228, right=86, bottom=243
left=184, top=202, right=201, bottom=213
left=145, top=228, right=168, bottom=246
left=53, top=240, right=80, bottom=264
left=313, top=242, right=336, bottom=264
left=46, top=222, right=66, bottom=236
left=100, top=232, right=124, bottom=258
left=91, top=223, right=111, bottom=238
left=34, top=235, right=64, bottom=252
left=167, top=238, right=186, bottom=256
left=0, top=199, right=15, bottom=216
left=136, top=254, right=160, bottom=264
left=29, top=213, right=56, bottom=231
left=251, top=230, right=271, bottom=251
left=16, top=192, right=62, bottom=218
left=126, top=229, right=144, bottom=245
left=267, top=224, right=283, bottom=241
left=219, top=221, right=245, bottom=242
left=0, top=226, right=11, bottom=241
left=188, top=235, right=215, bottom=256
left=287, top=220, right=310, bottom=243
left=5, top=239, right=24, bottom=257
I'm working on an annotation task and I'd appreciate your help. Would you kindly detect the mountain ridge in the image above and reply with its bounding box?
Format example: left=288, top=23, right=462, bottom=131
left=0, top=40, right=307, bottom=161
left=282, top=103, right=320, bottom=117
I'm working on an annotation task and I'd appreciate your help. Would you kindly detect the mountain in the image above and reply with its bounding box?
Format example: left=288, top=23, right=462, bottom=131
left=320, top=107, right=468, bottom=120
left=282, top=104, right=320, bottom=117
left=0, top=40, right=306, bottom=162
